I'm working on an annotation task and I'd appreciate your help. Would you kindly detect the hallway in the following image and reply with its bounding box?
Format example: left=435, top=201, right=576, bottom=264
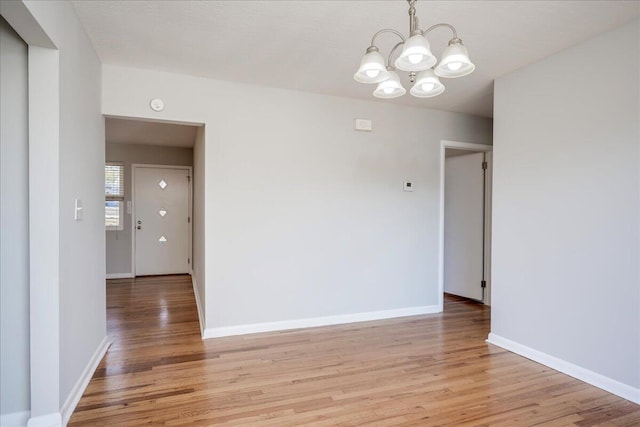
left=69, top=276, right=640, bottom=426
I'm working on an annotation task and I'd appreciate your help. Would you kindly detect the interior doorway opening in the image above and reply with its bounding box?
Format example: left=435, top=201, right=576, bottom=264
left=439, top=140, right=493, bottom=310
left=103, top=114, right=206, bottom=337
left=104, top=116, right=202, bottom=279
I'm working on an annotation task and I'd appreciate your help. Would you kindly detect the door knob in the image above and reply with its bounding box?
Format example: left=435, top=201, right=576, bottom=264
left=137, top=225, right=142, bottom=230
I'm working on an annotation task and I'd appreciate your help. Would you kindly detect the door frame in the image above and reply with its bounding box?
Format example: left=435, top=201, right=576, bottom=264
left=131, top=164, right=193, bottom=276
left=438, top=140, right=493, bottom=311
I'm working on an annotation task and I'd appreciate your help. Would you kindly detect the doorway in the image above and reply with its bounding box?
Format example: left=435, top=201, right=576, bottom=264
left=103, top=115, right=206, bottom=333
left=439, top=140, right=493, bottom=308
left=104, top=116, right=200, bottom=278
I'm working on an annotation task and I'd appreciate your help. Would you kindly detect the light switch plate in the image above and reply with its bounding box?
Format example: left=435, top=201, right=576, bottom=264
left=74, top=198, right=83, bottom=220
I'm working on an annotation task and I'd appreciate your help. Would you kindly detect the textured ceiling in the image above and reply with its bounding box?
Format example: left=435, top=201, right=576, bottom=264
left=73, top=1, right=640, bottom=118
left=105, top=117, right=199, bottom=147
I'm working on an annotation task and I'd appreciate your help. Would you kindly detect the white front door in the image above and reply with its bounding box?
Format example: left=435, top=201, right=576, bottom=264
left=444, top=152, right=485, bottom=301
left=134, top=166, right=190, bottom=276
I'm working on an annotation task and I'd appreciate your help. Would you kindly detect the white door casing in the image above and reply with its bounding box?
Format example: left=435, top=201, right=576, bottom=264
left=133, top=165, right=191, bottom=276
left=438, top=140, right=493, bottom=310
left=444, top=152, right=485, bottom=301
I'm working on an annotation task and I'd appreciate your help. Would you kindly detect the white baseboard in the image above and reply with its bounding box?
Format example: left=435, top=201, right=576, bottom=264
left=190, top=272, right=205, bottom=337
left=106, top=273, right=134, bottom=279
left=1, top=410, right=30, bottom=427
left=27, top=412, right=61, bottom=427
left=60, top=336, right=111, bottom=426
left=487, top=332, right=640, bottom=404
left=203, top=305, right=440, bottom=339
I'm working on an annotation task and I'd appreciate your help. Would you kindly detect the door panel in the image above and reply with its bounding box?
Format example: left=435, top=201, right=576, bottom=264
left=134, top=167, right=190, bottom=276
left=0, top=15, right=30, bottom=414
left=444, top=152, right=484, bottom=300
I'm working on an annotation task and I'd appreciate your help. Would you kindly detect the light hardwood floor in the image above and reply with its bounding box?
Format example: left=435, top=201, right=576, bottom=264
left=69, top=275, right=640, bottom=426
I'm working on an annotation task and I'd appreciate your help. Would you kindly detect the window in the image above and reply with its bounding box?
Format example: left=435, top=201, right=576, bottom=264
left=105, top=162, right=124, bottom=230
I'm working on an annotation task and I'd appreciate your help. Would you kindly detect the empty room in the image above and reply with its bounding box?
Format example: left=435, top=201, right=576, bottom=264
left=0, top=1, right=638, bottom=426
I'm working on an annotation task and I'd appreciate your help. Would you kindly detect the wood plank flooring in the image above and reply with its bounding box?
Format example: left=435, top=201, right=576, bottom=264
left=69, top=275, right=640, bottom=426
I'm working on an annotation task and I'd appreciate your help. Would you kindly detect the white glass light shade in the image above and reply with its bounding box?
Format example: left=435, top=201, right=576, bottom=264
left=373, top=70, right=406, bottom=98
left=354, top=49, right=390, bottom=84
left=434, top=40, right=475, bottom=78
left=394, top=34, right=437, bottom=72
left=410, top=69, right=445, bottom=98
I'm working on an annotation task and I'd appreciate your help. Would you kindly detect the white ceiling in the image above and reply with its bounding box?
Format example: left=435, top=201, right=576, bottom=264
left=105, top=117, right=198, bottom=147
left=73, top=1, right=639, bottom=118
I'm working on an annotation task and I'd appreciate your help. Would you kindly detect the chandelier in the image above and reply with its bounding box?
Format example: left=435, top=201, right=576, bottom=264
left=353, top=0, right=475, bottom=99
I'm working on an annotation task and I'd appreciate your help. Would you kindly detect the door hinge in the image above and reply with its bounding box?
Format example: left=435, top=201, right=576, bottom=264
left=481, top=280, right=487, bottom=288
left=187, top=176, right=191, bottom=182
left=188, top=217, right=191, bottom=223
left=482, top=161, right=488, bottom=170
left=188, top=258, right=190, bottom=264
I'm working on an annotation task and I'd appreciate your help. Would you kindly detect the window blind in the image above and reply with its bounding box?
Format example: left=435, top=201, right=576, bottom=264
left=105, top=162, right=124, bottom=201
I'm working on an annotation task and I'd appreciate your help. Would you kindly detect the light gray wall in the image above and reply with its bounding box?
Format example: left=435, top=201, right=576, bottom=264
left=18, top=0, right=107, bottom=417
left=105, top=142, right=194, bottom=275
left=193, top=127, right=206, bottom=327
left=103, top=65, right=493, bottom=332
left=492, top=20, right=639, bottom=389
left=0, top=15, right=30, bottom=417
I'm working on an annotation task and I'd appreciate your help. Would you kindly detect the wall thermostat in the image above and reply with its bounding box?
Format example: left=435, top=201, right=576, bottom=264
left=354, top=118, right=372, bottom=131
left=150, top=98, right=165, bottom=112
